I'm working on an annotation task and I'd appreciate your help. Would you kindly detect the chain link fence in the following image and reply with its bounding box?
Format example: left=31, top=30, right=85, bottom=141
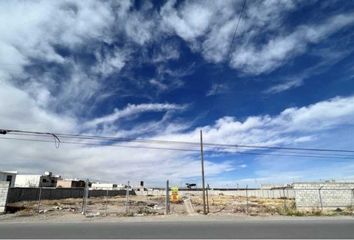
left=2, top=186, right=354, bottom=217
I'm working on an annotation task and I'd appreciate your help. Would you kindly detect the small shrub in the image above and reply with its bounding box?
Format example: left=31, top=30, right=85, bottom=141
left=335, top=208, right=343, bottom=212
left=284, top=209, right=305, bottom=216
left=123, top=212, right=134, bottom=217
left=312, top=210, right=322, bottom=216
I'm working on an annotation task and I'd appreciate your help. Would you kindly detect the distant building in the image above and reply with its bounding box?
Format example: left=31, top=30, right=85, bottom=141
left=91, top=183, right=124, bottom=190
left=56, top=179, right=86, bottom=188
left=0, top=171, right=17, bottom=187
left=261, top=184, right=293, bottom=189
left=135, top=181, right=147, bottom=192
left=14, top=171, right=61, bottom=188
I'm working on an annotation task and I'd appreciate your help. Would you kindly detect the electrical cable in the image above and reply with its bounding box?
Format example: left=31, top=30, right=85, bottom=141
left=229, top=0, right=247, bottom=58
left=3, top=128, right=354, bottom=153
left=0, top=136, right=353, bottom=160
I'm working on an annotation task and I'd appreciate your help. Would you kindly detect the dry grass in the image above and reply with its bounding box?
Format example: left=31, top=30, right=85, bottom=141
left=6, top=194, right=353, bottom=218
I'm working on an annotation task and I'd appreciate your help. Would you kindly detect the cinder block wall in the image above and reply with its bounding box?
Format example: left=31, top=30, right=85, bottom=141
left=136, top=189, right=295, bottom=199
left=293, top=182, right=354, bottom=210
left=0, top=181, right=10, bottom=213
left=6, top=188, right=135, bottom=203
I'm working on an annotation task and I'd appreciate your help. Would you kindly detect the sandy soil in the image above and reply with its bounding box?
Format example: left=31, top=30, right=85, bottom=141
left=1, top=194, right=352, bottom=222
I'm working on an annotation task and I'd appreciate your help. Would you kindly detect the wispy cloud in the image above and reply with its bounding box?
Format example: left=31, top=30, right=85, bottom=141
left=158, top=95, right=354, bottom=149
left=265, top=48, right=354, bottom=93
left=1, top=72, right=354, bottom=184
left=206, top=83, right=228, bottom=96
left=84, top=103, right=186, bottom=128
left=1, top=1, right=354, bottom=185
left=230, top=13, right=354, bottom=75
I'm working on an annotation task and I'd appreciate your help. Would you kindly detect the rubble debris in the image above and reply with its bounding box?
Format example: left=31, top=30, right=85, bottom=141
left=183, top=198, right=195, bottom=215
left=85, top=212, right=100, bottom=218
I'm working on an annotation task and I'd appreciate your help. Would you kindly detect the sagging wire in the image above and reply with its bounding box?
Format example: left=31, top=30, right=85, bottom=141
left=1, top=136, right=354, bottom=160
left=0, top=129, right=61, bottom=149
left=1, top=128, right=354, bottom=157
left=51, top=133, right=61, bottom=148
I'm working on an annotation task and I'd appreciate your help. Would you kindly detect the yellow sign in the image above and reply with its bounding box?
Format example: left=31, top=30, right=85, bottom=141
left=171, top=186, right=179, bottom=202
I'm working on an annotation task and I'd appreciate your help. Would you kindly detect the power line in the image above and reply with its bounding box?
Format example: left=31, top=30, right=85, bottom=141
left=38, top=133, right=354, bottom=153
left=51, top=134, right=354, bottom=154
left=50, top=132, right=354, bottom=154
left=0, top=136, right=199, bottom=152
left=2, top=128, right=354, bottom=153
left=1, top=136, right=353, bottom=160
left=229, top=0, right=247, bottom=58
left=1, top=129, right=61, bottom=148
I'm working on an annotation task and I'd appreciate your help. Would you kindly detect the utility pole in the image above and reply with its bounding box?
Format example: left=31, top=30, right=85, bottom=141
left=82, top=178, right=89, bottom=215
left=165, top=180, right=170, bottom=215
left=200, top=130, right=207, bottom=215
left=206, top=183, right=210, bottom=214
left=126, top=181, right=130, bottom=214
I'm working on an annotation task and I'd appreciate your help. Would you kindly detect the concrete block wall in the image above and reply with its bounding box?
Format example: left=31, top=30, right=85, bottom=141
left=0, top=181, right=10, bottom=213
left=293, top=182, right=354, bottom=210
left=6, top=188, right=135, bottom=203
left=136, top=188, right=295, bottom=199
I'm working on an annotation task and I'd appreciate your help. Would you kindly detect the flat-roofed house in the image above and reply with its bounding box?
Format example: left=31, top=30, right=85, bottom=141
left=0, top=171, right=17, bottom=187
left=91, top=183, right=118, bottom=190
left=56, top=179, right=86, bottom=188
left=14, top=171, right=61, bottom=188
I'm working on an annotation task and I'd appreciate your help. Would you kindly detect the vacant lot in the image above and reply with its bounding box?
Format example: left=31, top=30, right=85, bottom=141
left=3, top=193, right=353, bottom=220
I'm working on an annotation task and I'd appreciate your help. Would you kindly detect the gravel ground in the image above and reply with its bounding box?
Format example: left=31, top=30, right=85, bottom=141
left=2, top=194, right=352, bottom=223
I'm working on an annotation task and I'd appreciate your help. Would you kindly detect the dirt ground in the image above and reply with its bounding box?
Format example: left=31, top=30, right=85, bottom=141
left=3, top=194, right=353, bottom=221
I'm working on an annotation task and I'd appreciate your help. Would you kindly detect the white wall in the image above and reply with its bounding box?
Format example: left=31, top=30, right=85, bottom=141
left=14, top=174, right=59, bottom=188
left=91, top=183, right=118, bottom=190
left=0, top=172, right=16, bottom=188
left=14, top=175, right=41, bottom=187
left=293, top=182, right=354, bottom=210
left=0, top=181, right=9, bottom=213
left=135, top=189, right=295, bottom=198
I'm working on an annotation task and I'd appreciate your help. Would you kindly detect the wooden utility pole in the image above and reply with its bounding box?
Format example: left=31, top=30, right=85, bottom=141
left=200, top=130, right=207, bottom=215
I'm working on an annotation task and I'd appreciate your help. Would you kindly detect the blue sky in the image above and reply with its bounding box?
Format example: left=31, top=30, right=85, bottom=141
left=0, top=0, right=354, bottom=187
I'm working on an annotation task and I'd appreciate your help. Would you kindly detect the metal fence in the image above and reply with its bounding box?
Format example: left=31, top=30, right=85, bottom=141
left=2, top=186, right=354, bottom=217
left=3, top=185, right=135, bottom=216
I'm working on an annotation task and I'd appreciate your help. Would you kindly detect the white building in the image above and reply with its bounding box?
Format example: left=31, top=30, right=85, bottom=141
left=14, top=171, right=61, bottom=188
left=91, top=183, right=125, bottom=190
left=0, top=171, right=17, bottom=187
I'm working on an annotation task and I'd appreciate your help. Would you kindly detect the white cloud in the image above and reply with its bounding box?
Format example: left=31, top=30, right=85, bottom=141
left=1, top=1, right=354, bottom=186
left=230, top=13, right=354, bottom=74
left=93, top=48, right=130, bottom=77
left=0, top=77, right=232, bottom=184
left=0, top=0, right=115, bottom=71
left=265, top=78, right=304, bottom=94
left=124, top=11, right=156, bottom=45
left=1, top=82, right=354, bottom=185
left=152, top=41, right=180, bottom=63
left=265, top=47, right=354, bottom=93
left=84, top=103, right=186, bottom=128
left=160, top=0, right=298, bottom=68
left=161, top=0, right=214, bottom=41
left=159, top=0, right=354, bottom=75
left=0, top=1, right=119, bottom=117
left=0, top=0, right=163, bottom=117
left=158, top=95, right=354, bottom=149
left=149, top=79, right=168, bottom=91
left=206, top=83, right=228, bottom=96
left=0, top=82, right=76, bottom=132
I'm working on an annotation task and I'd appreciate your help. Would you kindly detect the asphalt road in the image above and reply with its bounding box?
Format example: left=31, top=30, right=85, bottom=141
left=0, top=219, right=354, bottom=239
